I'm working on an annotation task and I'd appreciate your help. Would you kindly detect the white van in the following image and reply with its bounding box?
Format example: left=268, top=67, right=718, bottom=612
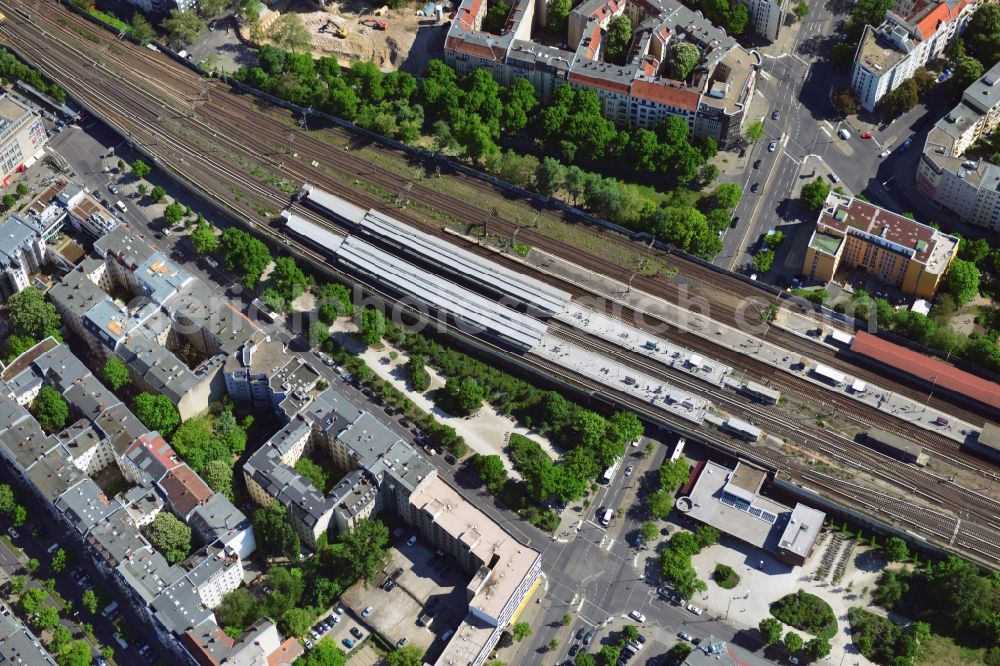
left=600, top=508, right=614, bottom=526
left=838, top=128, right=851, bottom=140
left=115, top=200, right=127, bottom=214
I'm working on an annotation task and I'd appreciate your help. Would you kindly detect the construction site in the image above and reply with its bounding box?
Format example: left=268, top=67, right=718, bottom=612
left=290, top=0, right=452, bottom=72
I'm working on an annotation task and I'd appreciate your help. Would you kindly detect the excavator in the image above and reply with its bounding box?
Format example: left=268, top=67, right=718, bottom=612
left=359, top=18, right=388, bottom=30
left=319, top=19, right=348, bottom=38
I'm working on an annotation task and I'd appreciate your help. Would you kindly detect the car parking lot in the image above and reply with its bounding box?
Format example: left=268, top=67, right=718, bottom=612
left=341, top=535, right=469, bottom=657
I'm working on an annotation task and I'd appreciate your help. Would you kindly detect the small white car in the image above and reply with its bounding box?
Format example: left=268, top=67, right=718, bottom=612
left=629, top=610, right=646, bottom=622
left=362, top=606, right=374, bottom=618
left=879, top=149, right=891, bottom=158
left=768, top=139, right=778, bottom=152
left=687, top=603, right=703, bottom=615
left=624, top=465, right=635, bottom=477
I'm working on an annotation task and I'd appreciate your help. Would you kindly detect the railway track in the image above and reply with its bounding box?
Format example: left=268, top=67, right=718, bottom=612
left=8, top=0, right=997, bottom=432
left=3, top=0, right=998, bottom=562
left=546, top=321, right=1000, bottom=533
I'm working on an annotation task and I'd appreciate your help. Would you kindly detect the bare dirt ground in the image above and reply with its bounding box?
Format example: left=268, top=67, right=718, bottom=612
left=292, top=0, right=451, bottom=72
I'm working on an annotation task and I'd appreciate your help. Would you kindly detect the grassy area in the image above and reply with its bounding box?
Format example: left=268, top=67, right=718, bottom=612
left=87, top=8, right=130, bottom=33
left=711, top=563, right=740, bottom=590
left=0, top=534, right=22, bottom=557
left=917, top=633, right=989, bottom=666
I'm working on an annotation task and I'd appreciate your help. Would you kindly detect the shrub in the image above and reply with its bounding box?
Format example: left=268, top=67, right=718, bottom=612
left=770, top=590, right=837, bottom=639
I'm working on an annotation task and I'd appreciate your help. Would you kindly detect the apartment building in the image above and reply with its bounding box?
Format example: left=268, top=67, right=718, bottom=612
left=0, top=215, right=48, bottom=300
left=0, top=94, right=47, bottom=187
left=738, top=0, right=787, bottom=42
left=802, top=192, right=959, bottom=299
left=224, top=338, right=320, bottom=422
left=0, top=602, right=56, bottom=665
left=48, top=226, right=285, bottom=419
left=917, top=61, right=1000, bottom=229
left=851, top=0, right=976, bottom=111
left=444, top=0, right=760, bottom=148
left=244, top=387, right=542, bottom=666
left=0, top=339, right=278, bottom=666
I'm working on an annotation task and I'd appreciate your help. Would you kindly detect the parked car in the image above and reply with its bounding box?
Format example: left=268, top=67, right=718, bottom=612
left=629, top=610, right=646, bottom=622
left=623, top=465, right=634, bottom=477
left=362, top=606, right=374, bottom=618
left=751, top=182, right=760, bottom=193
left=687, top=603, right=703, bottom=615
left=575, top=628, right=586, bottom=641
left=341, top=638, right=354, bottom=649
left=860, top=132, right=873, bottom=139
left=350, top=627, right=364, bottom=640
left=569, top=643, right=580, bottom=656
left=679, top=631, right=693, bottom=641
left=879, top=149, right=891, bottom=158
left=396, top=638, right=408, bottom=648
left=771, top=110, right=780, bottom=120
left=753, top=159, right=761, bottom=169
left=583, top=631, right=594, bottom=646
left=768, top=139, right=778, bottom=152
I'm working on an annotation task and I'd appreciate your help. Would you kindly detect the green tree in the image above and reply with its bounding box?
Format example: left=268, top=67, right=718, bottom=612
left=804, top=637, right=832, bottom=660
left=12, top=505, right=26, bottom=527
left=386, top=645, right=425, bottom=666
left=641, top=521, right=659, bottom=544
left=5, top=335, right=37, bottom=364
left=19, top=587, right=45, bottom=615
left=279, top=607, right=312, bottom=637
left=253, top=500, right=301, bottom=560
left=712, top=183, right=742, bottom=210
left=759, top=617, right=783, bottom=644
left=50, top=624, right=72, bottom=653
left=144, top=512, right=192, bottom=564
left=295, top=458, right=329, bottom=492
left=100, top=647, right=114, bottom=662
left=198, top=0, right=229, bottom=18
left=102, top=358, right=130, bottom=391
left=604, top=15, right=633, bottom=64
left=50, top=548, right=67, bottom=574
left=1, top=193, right=14, bottom=210
left=882, top=79, right=918, bottom=117
left=137, top=183, right=148, bottom=196
left=271, top=13, right=311, bottom=53
left=132, top=159, right=151, bottom=178
left=149, top=185, right=166, bottom=203
left=793, top=1, right=809, bottom=19
left=966, top=3, right=1000, bottom=67
left=57, top=640, right=92, bottom=666
left=800, top=178, right=831, bottom=209
left=512, top=622, right=532, bottom=641
left=33, top=606, right=59, bottom=631
left=219, top=227, right=272, bottom=289
left=130, top=12, right=155, bottom=41
left=217, top=588, right=258, bottom=634
left=598, top=644, right=620, bottom=665
left=659, top=457, right=691, bottom=493
left=0, top=484, right=14, bottom=515
left=163, top=8, right=206, bottom=45
left=406, top=354, right=431, bottom=392
left=664, top=643, right=692, bottom=663
left=81, top=589, right=99, bottom=615
left=882, top=536, right=910, bottom=562
left=955, top=55, right=985, bottom=91
left=648, top=489, right=674, bottom=519
left=203, top=459, right=234, bottom=499
left=163, top=201, right=185, bottom=225
left=297, top=638, right=347, bottom=666
left=8, top=575, right=26, bottom=594
left=446, top=376, right=485, bottom=413
left=547, top=0, right=571, bottom=34
left=316, top=283, right=354, bottom=322
left=132, top=392, right=180, bottom=436
left=333, top=518, right=391, bottom=584
left=8, top=287, right=61, bottom=340
left=191, top=219, right=219, bottom=254
left=669, top=41, right=700, bottom=80
left=31, top=386, right=69, bottom=434
left=832, top=88, right=860, bottom=116
left=474, top=454, right=508, bottom=493
left=784, top=631, right=803, bottom=653
left=745, top=120, right=765, bottom=143
left=271, top=257, right=308, bottom=302
left=359, top=307, right=386, bottom=347
left=14, top=182, right=28, bottom=198
left=483, top=0, right=511, bottom=33
left=943, top=258, right=980, bottom=305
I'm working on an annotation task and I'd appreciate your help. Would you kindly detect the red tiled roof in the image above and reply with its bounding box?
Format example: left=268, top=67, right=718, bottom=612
left=567, top=71, right=630, bottom=94
left=458, top=0, right=484, bottom=30
left=630, top=79, right=700, bottom=110
left=851, top=330, right=1000, bottom=409
left=915, top=2, right=950, bottom=40
left=267, top=638, right=305, bottom=666
left=158, top=464, right=212, bottom=518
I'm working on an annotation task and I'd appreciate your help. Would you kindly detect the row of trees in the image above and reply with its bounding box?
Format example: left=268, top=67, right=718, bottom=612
left=647, top=456, right=691, bottom=519
left=0, top=46, right=67, bottom=103
left=757, top=617, right=832, bottom=662
left=0, top=484, right=28, bottom=528
left=231, top=50, right=738, bottom=257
